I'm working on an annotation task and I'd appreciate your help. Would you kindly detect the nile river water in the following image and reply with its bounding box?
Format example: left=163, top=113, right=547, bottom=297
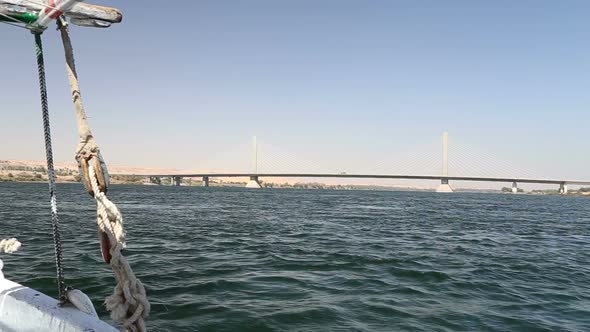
left=0, top=183, right=589, bottom=331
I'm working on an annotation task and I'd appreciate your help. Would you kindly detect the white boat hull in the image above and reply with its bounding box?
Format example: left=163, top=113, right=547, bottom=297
left=0, top=277, right=118, bottom=332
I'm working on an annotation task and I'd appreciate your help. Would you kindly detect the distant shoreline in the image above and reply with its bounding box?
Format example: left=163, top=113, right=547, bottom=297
left=3, top=178, right=590, bottom=197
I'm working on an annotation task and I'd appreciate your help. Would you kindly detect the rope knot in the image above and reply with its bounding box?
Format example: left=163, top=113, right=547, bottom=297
left=89, top=165, right=149, bottom=331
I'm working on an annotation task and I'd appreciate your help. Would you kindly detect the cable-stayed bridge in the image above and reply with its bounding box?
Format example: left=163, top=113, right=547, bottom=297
left=114, top=133, right=590, bottom=193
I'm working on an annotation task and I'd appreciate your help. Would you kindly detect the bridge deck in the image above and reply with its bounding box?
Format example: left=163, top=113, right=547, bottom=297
left=114, top=173, right=590, bottom=186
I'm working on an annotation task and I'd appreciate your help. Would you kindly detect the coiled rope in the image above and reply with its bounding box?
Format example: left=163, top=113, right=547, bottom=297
left=0, top=238, right=21, bottom=254
left=89, top=165, right=150, bottom=332
left=34, top=31, right=67, bottom=304
left=0, top=238, right=20, bottom=279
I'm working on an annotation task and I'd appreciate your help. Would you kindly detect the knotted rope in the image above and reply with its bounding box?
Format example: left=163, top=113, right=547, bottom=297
left=89, top=165, right=150, bottom=332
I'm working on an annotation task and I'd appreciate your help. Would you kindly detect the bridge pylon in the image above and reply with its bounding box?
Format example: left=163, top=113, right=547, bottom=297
left=559, top=182, right=568, bottom=194
left=245, top=136, right=263, bottom=188
left=512, top=181, right=518, bottom=194
left=171, top=176, right=182, bottom=186
left=246, top=175, right=262, bottom=188
left=436, top=132, right=453, bottom=193
left=437, top=178, right=453, bottom=193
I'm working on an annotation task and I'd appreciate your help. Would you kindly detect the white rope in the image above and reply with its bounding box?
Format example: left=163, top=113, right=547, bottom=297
left=0, top=239, right=20, bottom=280
left=0, top=238, right=21, bottom=254
left=89, top=165, right=150, bottom=332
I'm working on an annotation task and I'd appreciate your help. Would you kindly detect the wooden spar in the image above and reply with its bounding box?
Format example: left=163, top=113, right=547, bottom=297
left=64, top=2, right=122, bottom=23
left=0, top=0, right=121, bottom=24
left=69, top=17, right=112, bottom=28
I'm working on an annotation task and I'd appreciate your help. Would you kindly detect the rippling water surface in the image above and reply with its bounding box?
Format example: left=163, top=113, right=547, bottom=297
left=0, top=183, right=589, bottom=331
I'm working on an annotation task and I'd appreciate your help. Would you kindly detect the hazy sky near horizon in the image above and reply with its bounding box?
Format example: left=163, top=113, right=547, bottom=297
left=1, top=0, right=589, bottom=179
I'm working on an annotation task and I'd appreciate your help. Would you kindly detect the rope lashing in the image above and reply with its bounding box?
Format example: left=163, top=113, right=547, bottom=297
left=33, top=31, right=67, bottom=304
left=89, top=165, right=150, bottom=332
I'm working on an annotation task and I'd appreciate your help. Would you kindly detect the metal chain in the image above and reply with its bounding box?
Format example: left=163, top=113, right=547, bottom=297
left=33, top=32, right=66, bottom=304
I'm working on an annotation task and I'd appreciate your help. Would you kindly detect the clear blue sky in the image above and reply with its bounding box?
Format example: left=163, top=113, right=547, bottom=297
left=1, top=0, right=589, bottom=179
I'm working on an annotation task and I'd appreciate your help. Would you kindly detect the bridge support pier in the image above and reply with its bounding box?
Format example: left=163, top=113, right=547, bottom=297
left=246, top=176, right=262, bottom=188
left=512, top=181, right=518, bottom=194
left=559, top=183, right=568, bottom=195
left=172, top=176, right=182, bottom=186
left=202, top=176, right=209, bottom=187
left=436, top=178, right=453, bottom=193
